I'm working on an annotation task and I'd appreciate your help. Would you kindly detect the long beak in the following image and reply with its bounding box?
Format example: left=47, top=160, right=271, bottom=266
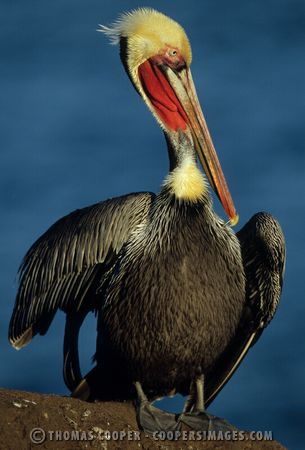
left=165, top=67, right=238, bottom=225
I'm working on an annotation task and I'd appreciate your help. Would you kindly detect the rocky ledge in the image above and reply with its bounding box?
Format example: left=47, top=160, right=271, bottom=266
left=0, top=388, right=286, bottom=450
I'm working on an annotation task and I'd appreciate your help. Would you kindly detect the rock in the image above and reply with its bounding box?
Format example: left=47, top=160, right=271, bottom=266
left=0, top=388, right=286, bottom=450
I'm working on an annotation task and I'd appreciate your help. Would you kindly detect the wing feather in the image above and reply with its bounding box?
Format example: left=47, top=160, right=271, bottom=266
left=205, top=212, right=286, bottom=407
left=9, top=192, right=154, bottom=349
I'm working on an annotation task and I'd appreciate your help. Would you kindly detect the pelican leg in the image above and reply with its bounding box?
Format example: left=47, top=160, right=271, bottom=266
left=134, top=382, right=180, bottom=433
left=179, top=375, right=238, bottom=432
left=183, top=380, right=196, bottom=413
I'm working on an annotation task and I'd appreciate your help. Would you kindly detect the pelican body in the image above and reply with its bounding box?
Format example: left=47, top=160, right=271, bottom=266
left=95, top=189, right=244, bottom=400
left=9, top=8, right=285, bottom=430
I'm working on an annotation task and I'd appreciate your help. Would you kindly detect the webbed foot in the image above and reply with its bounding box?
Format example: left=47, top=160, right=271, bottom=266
left=137, top=401, right=180, bottom=433
left=134, top=381, right=180, bottom=433
left=180, top=374, right=238, bottom=432
left=178, top=411, right=238, bottom=432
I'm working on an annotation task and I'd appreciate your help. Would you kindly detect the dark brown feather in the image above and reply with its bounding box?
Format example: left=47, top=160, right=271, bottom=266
left=9, top=192, right=154, bottom=350
left=204, top=212, right=286, bottom=407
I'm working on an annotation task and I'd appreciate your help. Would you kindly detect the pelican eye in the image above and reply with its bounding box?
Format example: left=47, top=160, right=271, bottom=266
left=166, top=48, right=178, bottom=59
left=163, top=48, right=186, bottom=71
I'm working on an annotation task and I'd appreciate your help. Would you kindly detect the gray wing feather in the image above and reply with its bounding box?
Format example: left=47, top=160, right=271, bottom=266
left=9, top=192, right=154, bottom=349
left=205, top=212, right=286, bottom=407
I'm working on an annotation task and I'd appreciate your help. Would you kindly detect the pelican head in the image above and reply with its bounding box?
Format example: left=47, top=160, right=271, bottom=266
left=100, top=8, right=238, bottom=224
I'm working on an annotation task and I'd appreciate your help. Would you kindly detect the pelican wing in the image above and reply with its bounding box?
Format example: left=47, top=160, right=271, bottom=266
left=9, top=192, right=154, bottom=350
left=205, top=212, right=286, bottom=407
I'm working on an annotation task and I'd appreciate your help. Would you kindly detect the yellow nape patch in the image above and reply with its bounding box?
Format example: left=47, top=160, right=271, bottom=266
left=164, top=161, right=207, bottom=201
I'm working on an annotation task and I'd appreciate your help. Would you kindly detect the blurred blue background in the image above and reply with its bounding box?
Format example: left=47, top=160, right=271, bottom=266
left=1, top=1, right=304, bottom=448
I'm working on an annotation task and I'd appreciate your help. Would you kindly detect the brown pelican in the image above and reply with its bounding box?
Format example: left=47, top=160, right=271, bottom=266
left=9, top=8, right=285, bottom=432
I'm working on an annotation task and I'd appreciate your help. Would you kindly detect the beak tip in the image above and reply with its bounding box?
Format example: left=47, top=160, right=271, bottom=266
left=229, top=213, right=239, bottom=227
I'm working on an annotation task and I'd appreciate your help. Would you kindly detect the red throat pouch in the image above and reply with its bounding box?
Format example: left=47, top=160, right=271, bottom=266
left=138, top=60, right=188, bottom=131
